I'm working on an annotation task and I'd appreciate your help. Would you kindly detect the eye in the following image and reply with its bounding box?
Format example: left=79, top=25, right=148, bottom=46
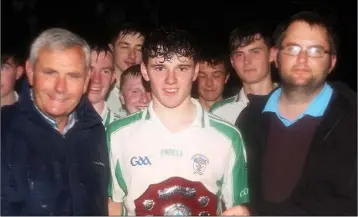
left=308, top=47, right=324, bottom=57
left=44, top=70, right=57, bottom=75
left=155, top=67, right=164, bottom=71
left=178, top=67, right=188, bottom=72
left=102, top=69, right=112, bottom=74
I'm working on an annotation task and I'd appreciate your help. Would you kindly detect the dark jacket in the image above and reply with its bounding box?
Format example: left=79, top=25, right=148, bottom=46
left=236, top=84, right=357, bottom=216
left=1, top=91, right=110, bottom=216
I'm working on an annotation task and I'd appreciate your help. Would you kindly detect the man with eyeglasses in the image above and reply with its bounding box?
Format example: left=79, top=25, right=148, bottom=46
left=231, top=11, right=357, bottom=216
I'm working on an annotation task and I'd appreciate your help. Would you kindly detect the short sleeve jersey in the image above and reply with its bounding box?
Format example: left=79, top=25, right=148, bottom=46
left=107, top=99, right=249, bottom=215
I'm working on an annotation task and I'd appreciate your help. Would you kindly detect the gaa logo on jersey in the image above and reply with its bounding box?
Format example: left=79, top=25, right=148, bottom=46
left=130, top=156, right=152, bottom=166
left=191, top=154, right=209, bottom=175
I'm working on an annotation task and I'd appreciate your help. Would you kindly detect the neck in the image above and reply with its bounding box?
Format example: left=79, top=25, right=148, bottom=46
left=278, top=84, right=325, bottom=121
left=114, top=66, right=123, bottom=87
left=56, top=116, right=69, bottom=134
left=242, top=75, right=274, bottom=95
left=152, top=96, right=197, bottom=132
left=199, top=96, right=222, bottom=111
left=1, top=91, right=17, bottom=107
left=92, top=101, right=106, bottom=116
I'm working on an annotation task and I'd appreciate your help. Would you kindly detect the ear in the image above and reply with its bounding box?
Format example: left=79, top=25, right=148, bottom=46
left=16, top=65, right=24, bottom=80
left=271, top=47, right=280, bottom=68
left=25, top=60, right=34, bottom=86
left=328, top=55, right=337, bottom=74
left=108, top=43, right=114, bottom=51
left=82, top=69, right=92, bottom=94
left=270, top=47, right=278, bottom=63
left=140, top=63, right=150, bottom=81
left=110, top=71, right=116, bottom=85
left=119, top=92, right=125, bottom=105
left=225, top=73, right=230, bottom=83
left=192, top=63, right=199, bottom=81
left=230, top=55, right=235, bottom=68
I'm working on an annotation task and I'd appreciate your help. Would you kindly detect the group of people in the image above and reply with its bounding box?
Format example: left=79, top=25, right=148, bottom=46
left=1, top=10, right=356, bottom=216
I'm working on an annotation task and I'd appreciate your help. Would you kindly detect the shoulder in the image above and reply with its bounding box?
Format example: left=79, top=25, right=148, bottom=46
left=207, top=113, right=244, bottom=142
left=209, top=96, right=237, bottom=113
left=107, top=110, right=145, bottom=135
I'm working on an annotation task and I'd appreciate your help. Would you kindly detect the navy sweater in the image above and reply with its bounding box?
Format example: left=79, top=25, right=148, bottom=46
left=1, top=92, right=109, bottom=215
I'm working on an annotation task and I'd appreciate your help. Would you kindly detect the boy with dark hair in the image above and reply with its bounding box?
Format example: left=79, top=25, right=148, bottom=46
left=107, top=26, right=249, bottom=216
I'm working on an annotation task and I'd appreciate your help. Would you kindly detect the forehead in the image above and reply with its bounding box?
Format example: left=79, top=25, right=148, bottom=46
left=36, top=46, right=86, bottom=70
left=148, top=55, right=195, bottom=66
left=91, top=51, right=113, bottom=65
left=282, top=21, right=330, bottom=47
left=199, top=62, right=225, bottom=72
left=123, top=75, right=143, bottom=88
left=235, top=37, right=268, bottom=52
left=116, top=33, right=144, bottom=45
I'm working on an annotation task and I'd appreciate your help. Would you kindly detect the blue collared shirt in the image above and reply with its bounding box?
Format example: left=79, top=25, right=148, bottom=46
left=30, top=90, right=77, bottom=134
left=263, top=83, right=333, bottom=127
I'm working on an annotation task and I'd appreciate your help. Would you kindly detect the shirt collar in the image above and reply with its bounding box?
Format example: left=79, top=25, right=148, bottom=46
left=145, top=98, right=205, bottom=128
left=235, top=88, right=250, bottom=104
left=100, top=103, right=109, bottom=121
left=263, top=82, right=333, bottom=125
left=30, top=89, right=78, bottom=134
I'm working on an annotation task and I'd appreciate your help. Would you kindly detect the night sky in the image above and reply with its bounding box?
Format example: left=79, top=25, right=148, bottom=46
left=2, top=0, right=357, bottom=90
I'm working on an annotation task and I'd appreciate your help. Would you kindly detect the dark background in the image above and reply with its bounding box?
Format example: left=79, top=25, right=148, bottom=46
left=2, top=0, right=357, bottom=91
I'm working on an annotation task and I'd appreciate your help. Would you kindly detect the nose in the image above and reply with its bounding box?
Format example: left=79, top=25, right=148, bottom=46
left=297, top=50, right=309, bottom=64
left=55, top=76, right=67, bottom=93
left=165, top=70, right=177, bottom=85
left=91, top=70, right=101, bottom=83
left=205, top=77, right=214, bottom=88
left=129, top=48, right=137, bottom=61
left=140, top=92, right=150, bottom=104
left=244, top=54, right=252, bottom=65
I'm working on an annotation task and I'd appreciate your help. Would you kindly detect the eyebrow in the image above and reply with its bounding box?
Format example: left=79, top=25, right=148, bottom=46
left=117, top=41, right=142, bottom=47
left=285, top=42, right=326, bottom=50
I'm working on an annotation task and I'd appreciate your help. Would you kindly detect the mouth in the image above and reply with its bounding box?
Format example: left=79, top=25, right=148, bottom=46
left=125, top=61, right=136, bottom=67
left=163, top=88, right=179, bottom=95
left=89, top=87, right=101, bottom=91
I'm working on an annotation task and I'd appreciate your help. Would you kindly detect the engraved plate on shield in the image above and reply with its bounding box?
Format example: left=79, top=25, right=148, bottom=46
left=158, top=185, right=196, bottom=200
left=164, top=203, right=192, bottom=216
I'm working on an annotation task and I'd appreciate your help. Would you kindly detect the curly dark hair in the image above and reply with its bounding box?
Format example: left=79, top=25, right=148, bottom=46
left=142, top=26, right=199, bottom=65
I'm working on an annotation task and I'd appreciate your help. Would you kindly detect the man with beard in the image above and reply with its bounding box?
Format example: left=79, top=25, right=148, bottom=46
left=234, top=11, right=357, bottom=215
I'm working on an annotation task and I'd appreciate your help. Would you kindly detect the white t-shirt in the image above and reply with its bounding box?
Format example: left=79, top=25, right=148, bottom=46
left=210, top=88, right=249, bottom=125
left=107, top=99, right=248, bottom=215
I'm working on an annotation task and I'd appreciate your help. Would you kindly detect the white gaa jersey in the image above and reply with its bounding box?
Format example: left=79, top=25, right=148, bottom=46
left=107, top=99, right=249, bottom=215
left=210, top=88, right=249, bottom=125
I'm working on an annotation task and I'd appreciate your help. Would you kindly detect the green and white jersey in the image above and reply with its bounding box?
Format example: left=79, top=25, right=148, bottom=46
left=100, top=103, right=121, bottom=130
left=106, top=85, right=128, bottom=117
left=107, top=99, right=248, bottom=215
left=209, top=88, right=249, bottom=125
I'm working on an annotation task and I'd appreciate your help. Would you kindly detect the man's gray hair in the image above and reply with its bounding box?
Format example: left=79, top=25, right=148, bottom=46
left=29, top=28, right=91, bottom=71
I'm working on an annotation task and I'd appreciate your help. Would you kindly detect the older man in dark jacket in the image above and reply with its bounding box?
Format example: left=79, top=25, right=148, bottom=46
left=1, top=28, right=109, bottom=215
